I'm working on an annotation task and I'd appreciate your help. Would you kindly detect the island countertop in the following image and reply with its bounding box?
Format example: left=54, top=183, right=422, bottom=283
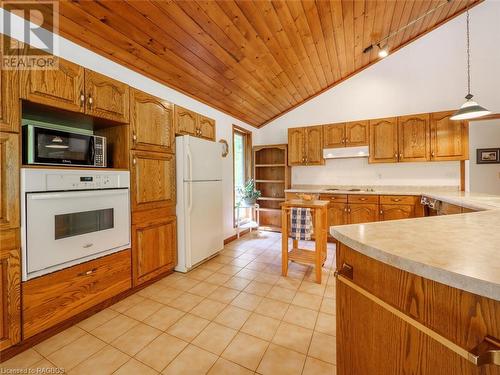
left=331, top=208, right=500, bottom=301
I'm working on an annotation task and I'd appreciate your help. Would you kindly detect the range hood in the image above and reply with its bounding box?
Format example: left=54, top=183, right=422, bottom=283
left=323, top=146, right=369, bottom=159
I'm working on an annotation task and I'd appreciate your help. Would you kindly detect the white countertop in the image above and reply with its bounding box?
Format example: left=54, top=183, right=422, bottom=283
left=331, top=192, right=500, bottom=301
left=285, top=185, right=460, bottom=196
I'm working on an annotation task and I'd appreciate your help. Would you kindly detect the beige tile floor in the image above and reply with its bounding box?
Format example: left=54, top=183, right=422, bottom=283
left=1, top=231, right=336, bottom=375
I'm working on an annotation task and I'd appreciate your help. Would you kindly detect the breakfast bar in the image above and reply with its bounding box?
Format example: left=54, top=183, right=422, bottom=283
left=330, top=195, right=500, bottom=374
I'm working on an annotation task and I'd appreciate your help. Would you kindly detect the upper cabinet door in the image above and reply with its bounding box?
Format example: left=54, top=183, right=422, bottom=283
left=0, top=133, right=20, bottom=230
left=174, top=106, right=197, bottom=136
left=323, top=123, right=345, bottom=148
left=85, top=70, right=129, bottom=123
left=397, top=114, right=430, bottom=162
left=369, top=118, right=398, bottom=163
left=130, top=89, right=174, bottom=154
left=197, top=115, right=216, bottom=141
left=345, top=121, right=369, bottom=147
left=305, top=126, right=324, bottom=165
left=130, top=151, right=176, bottom=212
left=288, top=128, right=306, bottom=166
left=20, top=58, right=85, bottom=113
left=430, top=111, right=469, bottom=161
left=0, top=66, right=19, bottom=133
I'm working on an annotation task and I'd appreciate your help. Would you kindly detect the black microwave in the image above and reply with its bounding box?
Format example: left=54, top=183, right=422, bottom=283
left=23, top=124, right=106, bottom=167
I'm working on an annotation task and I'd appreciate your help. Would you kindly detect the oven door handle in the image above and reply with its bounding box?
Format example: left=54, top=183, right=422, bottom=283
left=28, top=189, right=129, bottom=200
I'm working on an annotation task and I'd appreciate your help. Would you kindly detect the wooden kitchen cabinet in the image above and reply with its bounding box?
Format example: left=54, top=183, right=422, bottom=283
left=305, top=126, right=324, bottom=165
left=0, top=64, right=19, bottom=133
left=288, top=126, right=324, bottom=166
left=336, top=244, right=500, bottom=375
left=130, top=150, right=176, bottom=212
left=369, top=117, right=398, bottom=163
left=174, top=106, right=198, bottom=136
left=0, top=133, right=20, bottom=230
left=379, top=204, right=415, bottom=221
left=348, top=203, right=379, bottom=224
left=323, top=123, right=345, bottom=148
left=174, top=106, right=216, bottom=141
left=85, top=70, right=129, bottom=123
left=132, top=215, right=177, bottom=286
left=23, top=250, right=131, bottom=338
left=345, top=121, right=369, bottom=146
left=198, top=115, right=216, bottom=141
left=430, top=111, right=469, bottom=161
left=288, top=127, right=306, bottom=165
left=20, top=59, right=129, bottom=123
left=398, top=114, right=430, bottom=162
left=0, top=230, right=21, bottom=350
left=20, top=58, right=85, bottom=113
left=130, top=89, right=174, bottom=154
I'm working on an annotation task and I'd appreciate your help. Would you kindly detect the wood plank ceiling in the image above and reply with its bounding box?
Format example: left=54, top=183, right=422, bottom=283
left=46, top=1, right=480, bottom=127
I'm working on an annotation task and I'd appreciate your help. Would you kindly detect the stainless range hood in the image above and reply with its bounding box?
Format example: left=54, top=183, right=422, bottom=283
left=323, top=146, right=369, bottom=159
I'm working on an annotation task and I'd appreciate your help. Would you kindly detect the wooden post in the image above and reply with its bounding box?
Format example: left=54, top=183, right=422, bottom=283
left=315, top=207, right=322, bottom=284
left=281, top=207, right=288, bottom=277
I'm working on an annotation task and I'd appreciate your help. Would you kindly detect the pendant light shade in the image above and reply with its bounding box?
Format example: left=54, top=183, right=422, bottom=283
left=451, top=9, right=491, bottom=121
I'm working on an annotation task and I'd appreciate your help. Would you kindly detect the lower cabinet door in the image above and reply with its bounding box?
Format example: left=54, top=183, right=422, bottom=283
left=132, top=215, right=177, bottom=286
left=379, top=204, right=415, bottom=221
left=348, top=203, right=379, bottom=224
left=327, top=203, right=348, bottom=238
left=0, top=245, right=21, bottom=350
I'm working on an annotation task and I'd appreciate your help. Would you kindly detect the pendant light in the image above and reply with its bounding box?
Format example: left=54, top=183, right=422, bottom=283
left=450, top=9, right=491, bottom=120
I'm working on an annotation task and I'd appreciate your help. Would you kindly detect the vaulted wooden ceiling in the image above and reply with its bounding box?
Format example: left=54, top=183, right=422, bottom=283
left=40, top=1, right=480, bottom=127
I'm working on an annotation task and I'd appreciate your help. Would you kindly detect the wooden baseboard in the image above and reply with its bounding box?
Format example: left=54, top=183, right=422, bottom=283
left=0, top=268, right=174, bottom=363
left=224, top=229, right=250, bottom=245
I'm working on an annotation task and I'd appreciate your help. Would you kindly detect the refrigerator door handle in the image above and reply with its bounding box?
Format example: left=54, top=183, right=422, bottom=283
left=187, top=181, right=193, bottom=213
left=186, top=143, right=193, bottom=182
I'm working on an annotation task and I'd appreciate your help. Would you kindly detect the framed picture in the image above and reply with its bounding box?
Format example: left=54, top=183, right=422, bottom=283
left=476, top=148, right=500, bottom=164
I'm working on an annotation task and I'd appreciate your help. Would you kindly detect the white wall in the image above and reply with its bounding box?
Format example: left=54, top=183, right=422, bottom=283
left=1, top=9, right=255, bottom=239
left=254, top=1, right=500, bottom=188
left=468, top=120, right=500, bottom=195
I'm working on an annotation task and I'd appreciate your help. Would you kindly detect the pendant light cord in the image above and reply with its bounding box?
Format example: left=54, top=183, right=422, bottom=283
left=466, top=9, right=472, bottom=98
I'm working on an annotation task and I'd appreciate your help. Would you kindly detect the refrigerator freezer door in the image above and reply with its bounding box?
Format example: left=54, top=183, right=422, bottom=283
left=182, top=136, right=222, bottom=181
left=176, top=180, right=223, bottom=271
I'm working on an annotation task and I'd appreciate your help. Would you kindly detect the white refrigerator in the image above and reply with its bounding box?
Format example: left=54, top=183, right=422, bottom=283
left=176, top=135, right=223, bottom=272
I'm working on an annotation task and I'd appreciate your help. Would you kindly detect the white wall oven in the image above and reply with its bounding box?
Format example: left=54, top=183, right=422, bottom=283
left=21, top=168, right=130, bottom=280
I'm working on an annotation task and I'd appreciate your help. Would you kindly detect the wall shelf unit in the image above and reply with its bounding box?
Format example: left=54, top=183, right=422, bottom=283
left=253, top=144, right=290, bottom=233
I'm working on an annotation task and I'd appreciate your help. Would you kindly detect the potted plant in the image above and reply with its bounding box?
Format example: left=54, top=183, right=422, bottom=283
left=237, top=179, right=261, bottom=206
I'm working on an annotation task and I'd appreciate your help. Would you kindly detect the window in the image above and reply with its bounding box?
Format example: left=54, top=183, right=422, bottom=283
left=233, top=125, right=252, bottom=226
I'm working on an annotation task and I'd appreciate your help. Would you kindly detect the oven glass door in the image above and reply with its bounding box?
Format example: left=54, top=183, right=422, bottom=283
left=26, top=188, right=130, bottom=277
left=34, top=127, right=94, bottom=166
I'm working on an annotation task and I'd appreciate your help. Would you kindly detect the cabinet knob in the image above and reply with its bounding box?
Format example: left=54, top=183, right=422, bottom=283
left=132, top=158, right=137, bottom=165
left=399, top=153, right=403, bottom=159
left=88, top=94, right=93, bottom=109
left=344, top=207, right=348, bottom=212
left=394, top=153, right=398, bottom=159
left=78, top=268, right=96, bottom=277
left=359, top=198, right=366, bottom=201
left=380, top=210, right=383, bottom=214
left=431, top=151, right=435, bottom=158
left=132, top=133, right=137, bottom=142
left=80, top=91, right=85, bottom=107
left=392, top=198, right=401, bottom=202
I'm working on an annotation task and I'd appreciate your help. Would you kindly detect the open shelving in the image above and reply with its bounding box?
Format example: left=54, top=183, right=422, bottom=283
left=253, top=144, right=290, bottom=233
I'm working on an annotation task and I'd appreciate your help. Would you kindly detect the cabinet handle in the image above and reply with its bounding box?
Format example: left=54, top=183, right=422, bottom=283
left=431, top=151, right=435, bottom=158
left=399, top=153, right=403, bottom=159
left=78, top=268, right=97, bottom=277
left=88, top=94, right=93, bottom=109
left=132, top=158, right=137, bottom=165
left=348, top=207, right=351, bottom=213
left=334, top=262, right=353, bottom=279
left=380, top=210, right=383, bottom=215
left=344, top=207, right=348, bottom=212
left=336, top=274, right=500, bottom=367
left=359, top=198, right=366, bottom=201
left=394, top=153, right=398, bottom=159
left=132, top=133, right=137, bottom=142
left=80, top=91, right=85, bottom=107
left=392, top=198, right=401, bottom=202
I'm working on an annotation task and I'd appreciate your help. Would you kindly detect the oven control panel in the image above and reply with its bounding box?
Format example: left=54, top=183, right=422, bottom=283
left=46, top=174, right=122, bottom=190
left=21, top=168, right=130, bottom=192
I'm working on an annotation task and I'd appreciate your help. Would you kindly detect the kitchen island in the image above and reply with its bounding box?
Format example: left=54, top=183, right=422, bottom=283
left=330, top=194, right=500, bottom=374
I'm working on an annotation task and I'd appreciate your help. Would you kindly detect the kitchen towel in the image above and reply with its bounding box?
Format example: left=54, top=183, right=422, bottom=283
left=290, top=207, right=313, bottom=241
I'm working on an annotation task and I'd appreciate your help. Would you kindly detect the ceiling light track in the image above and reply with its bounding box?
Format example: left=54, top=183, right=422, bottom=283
left=363, top=0, right=453, bottom=56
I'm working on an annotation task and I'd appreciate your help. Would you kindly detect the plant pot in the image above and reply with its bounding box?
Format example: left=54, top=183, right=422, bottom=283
left=243, top=198, right=257, bottom=206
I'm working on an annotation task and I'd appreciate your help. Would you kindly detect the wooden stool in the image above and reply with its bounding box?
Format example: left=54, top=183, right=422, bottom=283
left=281, top=200, right=328, bottom=284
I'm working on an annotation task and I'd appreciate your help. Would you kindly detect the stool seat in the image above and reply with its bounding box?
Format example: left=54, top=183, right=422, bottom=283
left=281, top=200, right=328, bottom=284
